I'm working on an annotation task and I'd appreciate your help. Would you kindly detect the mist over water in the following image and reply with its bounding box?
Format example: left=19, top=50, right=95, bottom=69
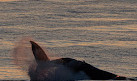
left=0, top=0, right=137, bottom=80
left=12, top=37, right=35, bottom=71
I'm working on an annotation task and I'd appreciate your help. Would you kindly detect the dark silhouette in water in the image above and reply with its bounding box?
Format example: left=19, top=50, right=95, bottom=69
left=29, top=41, right=135, bottom=81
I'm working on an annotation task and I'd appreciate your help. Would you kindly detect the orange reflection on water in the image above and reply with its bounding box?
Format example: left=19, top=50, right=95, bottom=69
left=62, top=17, right=136, bottom=22
left=41, top=40, right=137, bottom=48
left=0, top=66, right=28, bottom=80
left=0, top=0, right=18, bottom=2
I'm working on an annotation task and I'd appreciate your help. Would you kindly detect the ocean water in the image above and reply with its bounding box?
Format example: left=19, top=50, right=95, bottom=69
left=0, top=0, right=137, bottom=80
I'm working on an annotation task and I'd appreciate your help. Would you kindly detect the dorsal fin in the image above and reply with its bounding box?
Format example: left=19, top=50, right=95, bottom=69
left=30, top=41, right=49, bottom=63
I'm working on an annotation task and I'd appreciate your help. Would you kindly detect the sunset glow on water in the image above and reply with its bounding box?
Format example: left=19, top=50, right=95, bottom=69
left=0, top=0, right=19, bottom=2
left=0, top=0, right=137, bottom=80
left=0, top=66, right=28, bottom=80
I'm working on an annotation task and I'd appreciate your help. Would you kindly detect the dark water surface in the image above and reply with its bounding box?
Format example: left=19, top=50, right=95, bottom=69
left=0, top=0, right=137, bottom=80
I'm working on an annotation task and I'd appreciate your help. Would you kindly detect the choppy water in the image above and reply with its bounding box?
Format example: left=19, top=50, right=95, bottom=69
left=0, top=0, right=137, bottom=80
